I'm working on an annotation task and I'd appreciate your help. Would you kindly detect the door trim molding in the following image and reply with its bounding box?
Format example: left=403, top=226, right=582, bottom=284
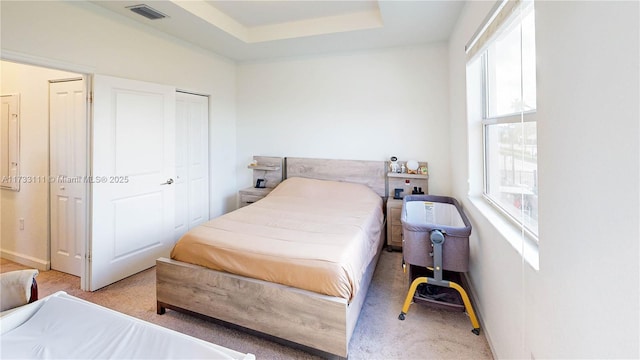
left=176, top=89, right=209, bottom=97
left=49, top=77, right=84, bottom=84
left=1, top=50, right=95, bottom=74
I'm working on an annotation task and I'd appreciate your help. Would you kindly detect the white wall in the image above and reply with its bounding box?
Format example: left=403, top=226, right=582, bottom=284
left=236, top=44, right=452, bottom=194
left=449, top=1, right=639, bottom=359
left=3, top=2, right=639, bottom=357
left=1, top=0, right=238, bottom=268
left=1, top=1, right=238, bottom=217
left=0, top=62, right=79, bottom=269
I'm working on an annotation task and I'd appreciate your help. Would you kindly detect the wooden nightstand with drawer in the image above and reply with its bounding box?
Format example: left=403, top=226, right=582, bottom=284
left=239, top=155, right=283, bottom=208
left=385, top=162, right=429, bottom=250
left=386, top=198, right=404, bottom=250
left=238, top=187, right=273, bottom=207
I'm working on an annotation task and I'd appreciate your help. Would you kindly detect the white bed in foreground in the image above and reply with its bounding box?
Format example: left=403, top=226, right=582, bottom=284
left=0, top=291, right=255, bottom=360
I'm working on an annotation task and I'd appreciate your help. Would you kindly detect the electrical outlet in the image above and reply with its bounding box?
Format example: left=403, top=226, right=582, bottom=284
left=19, top=218, right=24, bottom=230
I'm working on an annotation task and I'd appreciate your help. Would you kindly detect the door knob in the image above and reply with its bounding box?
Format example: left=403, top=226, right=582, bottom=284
left=160, top=178, right=174, bottom=185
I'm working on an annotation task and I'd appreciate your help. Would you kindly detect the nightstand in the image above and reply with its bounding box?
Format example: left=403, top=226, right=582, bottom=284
left=239, top=155, right=283, bottom=208
left=386, top=198, right=404, bottom=250
left=238, top=187, right=273, bottom=207
left=385, top=161, right=429, bottom=250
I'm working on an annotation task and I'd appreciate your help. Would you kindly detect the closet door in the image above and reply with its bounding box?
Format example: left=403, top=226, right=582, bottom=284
left=49, top=79, right=86, bottom=276
left=174, top=92, right=209, bottom=241
left=90, top=75, right=175, bottom=291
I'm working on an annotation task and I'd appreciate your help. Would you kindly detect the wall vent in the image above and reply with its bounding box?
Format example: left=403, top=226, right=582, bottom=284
left=126, top=4, right=168, bottom=20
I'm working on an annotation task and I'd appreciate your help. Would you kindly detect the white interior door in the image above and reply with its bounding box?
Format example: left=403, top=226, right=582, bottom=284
left=49, top=79, right=86, bottom=276
left=174, top=92, right=209, bottom=240
left=90, top=75, right=175, bottom=291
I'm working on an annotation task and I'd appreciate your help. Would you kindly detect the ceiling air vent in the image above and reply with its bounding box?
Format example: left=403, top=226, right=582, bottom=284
left=126, top=4, right=168, bottom=20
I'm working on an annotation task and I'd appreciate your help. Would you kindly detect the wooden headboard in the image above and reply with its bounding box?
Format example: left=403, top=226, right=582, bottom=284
left=285, top=157, right=387, bottom=198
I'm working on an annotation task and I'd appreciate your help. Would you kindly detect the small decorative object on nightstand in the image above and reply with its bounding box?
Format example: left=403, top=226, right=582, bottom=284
left=385, top=160, right=429, bottom=250
left=406, top=159, right=419, bottom=174
left=389, top=156, right=400, bottom=173
left=239, top=156, right=283, bottom=207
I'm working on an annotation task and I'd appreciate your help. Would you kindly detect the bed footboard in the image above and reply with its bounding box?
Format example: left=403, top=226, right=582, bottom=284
left=156, top=258, right=349, bottom=357
left=156, top=214, right=385, bottom=359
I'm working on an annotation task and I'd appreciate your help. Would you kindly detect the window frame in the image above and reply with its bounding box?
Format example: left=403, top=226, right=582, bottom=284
left=478, top=20, right=539, bottom=240
left=481, top=118, right=538, bottom=240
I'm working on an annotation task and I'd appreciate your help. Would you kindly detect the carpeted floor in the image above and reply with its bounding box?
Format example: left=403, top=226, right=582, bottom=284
left=1, top=251, right=493, bottom=359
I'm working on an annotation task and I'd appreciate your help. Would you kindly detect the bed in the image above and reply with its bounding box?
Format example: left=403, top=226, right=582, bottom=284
left=156, top=157, right=388, bottom=358
left=0, top=291, right=255, bottom=359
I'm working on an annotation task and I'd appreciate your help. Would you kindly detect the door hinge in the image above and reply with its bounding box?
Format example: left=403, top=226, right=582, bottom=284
left=86, top=252, right=92, bottom=263
left=88, top=92, right=93, bottom=104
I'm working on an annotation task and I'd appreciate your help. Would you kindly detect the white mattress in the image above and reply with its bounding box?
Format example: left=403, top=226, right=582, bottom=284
left=0, top=291, right=255, bottom=360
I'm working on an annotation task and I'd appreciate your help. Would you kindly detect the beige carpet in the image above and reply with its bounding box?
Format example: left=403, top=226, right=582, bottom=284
left=1, top=251, right=493, bottom=359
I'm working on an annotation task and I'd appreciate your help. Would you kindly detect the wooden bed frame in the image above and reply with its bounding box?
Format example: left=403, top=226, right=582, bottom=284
left=156, top=157, right=387, bottom=359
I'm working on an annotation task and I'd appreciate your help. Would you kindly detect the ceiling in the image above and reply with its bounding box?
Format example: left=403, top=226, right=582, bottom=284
left=90, top=1, right=466, bottom=62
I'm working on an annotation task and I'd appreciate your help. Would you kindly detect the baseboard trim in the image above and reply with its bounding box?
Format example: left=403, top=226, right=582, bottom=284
left=1, top=249, right=50, bottom=271
left=462, top=272, right=497, bottom=358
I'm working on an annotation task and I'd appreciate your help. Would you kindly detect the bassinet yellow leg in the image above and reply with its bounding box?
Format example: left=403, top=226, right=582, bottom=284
left=448, top=281, right=481, bottom=335
left=398, top=276, right=481, bottom=335
left=398, top=276, right=428, bottom=320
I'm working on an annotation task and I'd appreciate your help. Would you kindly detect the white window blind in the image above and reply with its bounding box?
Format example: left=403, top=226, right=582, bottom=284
left=465, top=0, right=527, bottom=62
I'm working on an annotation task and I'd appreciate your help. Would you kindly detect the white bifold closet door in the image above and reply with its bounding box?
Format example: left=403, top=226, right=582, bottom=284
left=90, top=75, right=175, bottom=291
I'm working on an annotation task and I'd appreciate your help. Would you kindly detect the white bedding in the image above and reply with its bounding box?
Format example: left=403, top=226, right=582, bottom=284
left=0, top=291, right=255, bottom=360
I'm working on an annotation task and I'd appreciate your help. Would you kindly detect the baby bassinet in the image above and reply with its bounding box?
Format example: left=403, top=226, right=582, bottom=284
left=397, top=195, right=480, bottom=335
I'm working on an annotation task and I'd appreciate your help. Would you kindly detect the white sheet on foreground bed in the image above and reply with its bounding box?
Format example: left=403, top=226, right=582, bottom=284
left=0, top=291, right=255, bottom=360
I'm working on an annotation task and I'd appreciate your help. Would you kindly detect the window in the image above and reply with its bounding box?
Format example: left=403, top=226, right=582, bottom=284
left=468, top=1, right=538, bottom=237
